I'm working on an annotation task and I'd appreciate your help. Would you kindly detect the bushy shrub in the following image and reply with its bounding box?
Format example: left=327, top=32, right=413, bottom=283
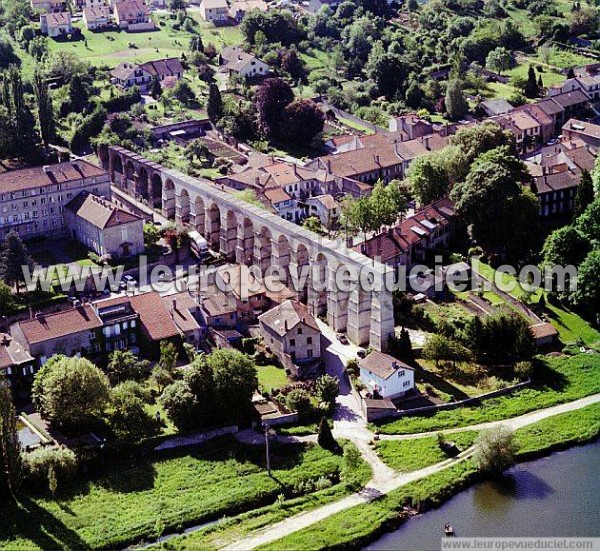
left=22, top=446, right=78, bottom=495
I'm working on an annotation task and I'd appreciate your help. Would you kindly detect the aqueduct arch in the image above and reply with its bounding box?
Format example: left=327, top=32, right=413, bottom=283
left=104, top=146, right=394, bottom=351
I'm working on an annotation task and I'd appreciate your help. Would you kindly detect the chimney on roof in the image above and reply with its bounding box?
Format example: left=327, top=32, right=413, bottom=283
left=423, top=136, right=431, bottom=151
left=43, top=165, right=51, bottom=173
left=284, top=319, right=288, bottom=332
left=255, top=176, right=260, bottom=187
left=374, top=155, right=380, bottom=165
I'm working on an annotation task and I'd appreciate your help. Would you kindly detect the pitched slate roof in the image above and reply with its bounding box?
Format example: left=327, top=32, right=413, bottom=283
left=220, top=46, right=265, bottom=73
left=66, top=191, right=141, bottom=229
left=359, top=351, right=413, bottom=380
left=84, top=5, right=111, bottom=21
left=0, top=160, right=107, bottom=194
left=44, top=11, right=71, bottom=26
left=17, top=305, right=103, bottom=345
left=0, top=334, right=34, bottom=369
left=201, top=291, right=237, bottom=317
left=258, top=300, right=319, bottom=336
left=140, top=58, right=184, bottom=78
left=161, top=292, right=201, bottom=334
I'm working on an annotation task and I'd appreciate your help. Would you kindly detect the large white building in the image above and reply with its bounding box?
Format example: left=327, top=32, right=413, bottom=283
left=0, top=160, right=111, bottom=241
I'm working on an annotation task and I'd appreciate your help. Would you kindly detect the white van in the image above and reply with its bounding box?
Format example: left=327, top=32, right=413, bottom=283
left=189, top=230, right=209, bottom=258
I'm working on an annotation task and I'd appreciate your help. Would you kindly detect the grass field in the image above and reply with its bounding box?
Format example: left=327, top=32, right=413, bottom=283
left=156, top=440, right=371, bottom=549
left=0, top=438, right=356, bottom=550
left=374, top=353, right=600, bottom=434
left=43, top=15, right=243, bottom=70
left=375, top=431, right=479, bottom=473
left=257, top=365, right=290, bottom=392
left=257, top=404, right=600, bottom=550
left=514, top=402, right=600, bottom=457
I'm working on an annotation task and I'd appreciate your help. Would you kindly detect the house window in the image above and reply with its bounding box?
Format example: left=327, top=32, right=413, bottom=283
left=298, top=328, right=303, bottom=335
left=290, top=338, right=295, bottom=347
left=307, top=349, right=313, bottom=358
left=307, top=337, right=312, bottom=344
left=398, top=370, right=405, bottom=377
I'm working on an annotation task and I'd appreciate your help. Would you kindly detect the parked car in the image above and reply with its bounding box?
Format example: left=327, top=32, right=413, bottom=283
left=336, top=333, right=349, bottom=345
left=120, top=275, right=137, bottom=290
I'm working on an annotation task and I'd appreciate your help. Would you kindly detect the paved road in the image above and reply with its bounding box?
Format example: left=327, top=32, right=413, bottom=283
left=224, top=393, right=600, bottom=550
left=317, top=320, right=366, bottom=431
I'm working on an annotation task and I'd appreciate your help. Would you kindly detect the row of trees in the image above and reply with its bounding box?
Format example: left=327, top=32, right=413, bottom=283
left=423, top=307, right=536, bottom=369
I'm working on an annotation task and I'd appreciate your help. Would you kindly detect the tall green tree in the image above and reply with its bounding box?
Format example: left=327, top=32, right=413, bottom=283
left=33, top=69, right=55, bottom=148
left=32, top=356, right=110, bottom=430
left=485, top=47, right=511, bottom=74
left=450, top=146, right=539, bottom=260
left=524, top=65, right=539, bottom=98
left=149, top=75, right=162, bottom=100
left=475, top=427, right=518, bottom=476
left=541, top=225, right=589, bottom=268
left=189, top=33, right=204, bottom=52
left=106, top=350, right=149, bottom=385
left=207, top=82, right=223, bottom=123
left=159, top=340, right=178, bottom=374
left=450, top=121, right=516, bottom=166
left=574, top=169, right=595, bottom=217
left=68, top=73, right=89, bottom=113
left=1, top=65, right=40, bottom=161
left=0, top=378, right=22, bottom=497
left=254, top=77, right=294, bottom=139
left=0, top=230, right=33, bottom=294
left=317, top=416, right=339, bottom=452
left=445, top=79, right=468, bottom=121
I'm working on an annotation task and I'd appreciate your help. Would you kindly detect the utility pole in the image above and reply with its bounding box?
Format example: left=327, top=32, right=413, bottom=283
left=263, top=422, right=272, bottom=476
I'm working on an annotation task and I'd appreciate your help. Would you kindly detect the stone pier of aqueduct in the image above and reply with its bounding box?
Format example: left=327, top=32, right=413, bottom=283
left=99, top=145, right=395, bottom=351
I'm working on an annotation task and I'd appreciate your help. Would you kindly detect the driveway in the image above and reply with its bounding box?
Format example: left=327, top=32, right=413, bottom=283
left=317, top=320, right=366, bottom=430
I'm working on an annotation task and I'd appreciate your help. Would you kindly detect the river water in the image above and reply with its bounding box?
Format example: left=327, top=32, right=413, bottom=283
left=365, top=441, right=600, bottom=551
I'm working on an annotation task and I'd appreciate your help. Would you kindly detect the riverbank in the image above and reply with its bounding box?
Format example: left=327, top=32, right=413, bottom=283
left=250, top=402, right=600, bottom=551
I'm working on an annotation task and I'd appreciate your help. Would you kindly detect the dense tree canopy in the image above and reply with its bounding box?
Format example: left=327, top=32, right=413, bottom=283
left=32, top=356, right=111, bottom=430
left=254, top=77, right=294, bottom=139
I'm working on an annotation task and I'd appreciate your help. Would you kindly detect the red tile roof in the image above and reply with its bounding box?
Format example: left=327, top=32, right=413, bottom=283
left=17, top=305, right=103, bottom=345
left=0, top=160, right=107, bottom=194
left=129, top=292, right=180, bottom=341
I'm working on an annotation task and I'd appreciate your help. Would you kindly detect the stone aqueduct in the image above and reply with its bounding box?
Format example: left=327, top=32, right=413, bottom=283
left=100, top=145, right=395, bottom=351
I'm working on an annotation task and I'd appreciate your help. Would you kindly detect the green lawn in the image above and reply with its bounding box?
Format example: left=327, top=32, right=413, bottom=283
left=0, top=439, right=352, bottom=550
left=374, top=353, right=600, bottom=434
left=257, top=365, right=290, bottom=392
left=154, top=440, right=371, bottom=550
left=545, top=303, right=600, bottom=346
left=46, top=18, right=194, bottom=68
left=375, top=431, right=479, bottom=473
left=514, top=402, right=600, bottom=457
